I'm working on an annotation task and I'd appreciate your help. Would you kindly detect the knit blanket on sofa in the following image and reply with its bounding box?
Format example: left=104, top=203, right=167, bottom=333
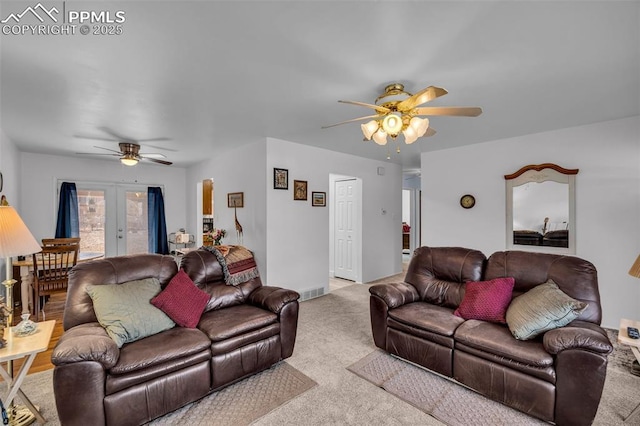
left=202, top=245, right=260, bottom=286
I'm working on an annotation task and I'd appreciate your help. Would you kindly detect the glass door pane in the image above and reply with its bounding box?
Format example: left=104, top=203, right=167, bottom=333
left=122, top=189, right=148, bottom=255
left=77, top=189, right=106, bottom=254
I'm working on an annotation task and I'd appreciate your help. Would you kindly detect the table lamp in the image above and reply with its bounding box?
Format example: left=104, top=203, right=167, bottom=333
left=629, top=255, right=640, bottom=280
left=0, top=204, right=42, bottom=426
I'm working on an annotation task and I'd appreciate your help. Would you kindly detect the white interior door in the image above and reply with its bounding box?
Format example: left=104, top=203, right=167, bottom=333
left=334, top=179, right=357, bottom=281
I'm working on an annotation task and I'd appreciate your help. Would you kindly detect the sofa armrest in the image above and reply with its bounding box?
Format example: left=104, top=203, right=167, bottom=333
left=247, top=286, right=300, bottom=314
left=543, top=321, right=613, bottom=355
left=52, top=322, right=119, bottom=369
left=369, top=282, right=419, bottom=309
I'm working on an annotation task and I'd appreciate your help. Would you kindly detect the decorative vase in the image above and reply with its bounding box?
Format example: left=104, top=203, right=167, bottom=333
left=14, top=313, right=37, bottom=337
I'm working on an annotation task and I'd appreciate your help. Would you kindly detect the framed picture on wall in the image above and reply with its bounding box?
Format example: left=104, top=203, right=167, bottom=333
left=274, top=168, right=289, bottom=190
left=293, top=180, right=307, bottom=200
left=311, top=192, right=326, bottom=207
left=227, top=192, right=244, bottom=208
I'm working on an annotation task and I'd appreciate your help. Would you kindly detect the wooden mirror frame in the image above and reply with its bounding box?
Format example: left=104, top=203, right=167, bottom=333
left=505, top=163, right=579, bottom=254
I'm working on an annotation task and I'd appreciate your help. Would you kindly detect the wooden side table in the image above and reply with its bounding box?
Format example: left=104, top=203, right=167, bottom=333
left=0, top=320, right=55, bottom=424
left=618, top=318, right=640, bottom=422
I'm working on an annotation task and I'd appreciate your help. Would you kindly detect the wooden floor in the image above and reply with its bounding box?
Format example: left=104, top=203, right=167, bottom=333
left=6, top=293, right=65, bottom=377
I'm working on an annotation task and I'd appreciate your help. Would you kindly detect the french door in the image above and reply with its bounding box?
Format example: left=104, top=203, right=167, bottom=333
left=75, top=183, right=150, bottom=257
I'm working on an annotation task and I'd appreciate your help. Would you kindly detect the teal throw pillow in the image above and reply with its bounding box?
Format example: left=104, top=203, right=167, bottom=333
left=505, top=280, right=588, bottom=340
left=86, top=277, right=175, bottom=348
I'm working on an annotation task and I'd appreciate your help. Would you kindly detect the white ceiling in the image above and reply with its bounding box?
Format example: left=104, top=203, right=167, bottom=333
left=1, top=1, right=638, bottom=169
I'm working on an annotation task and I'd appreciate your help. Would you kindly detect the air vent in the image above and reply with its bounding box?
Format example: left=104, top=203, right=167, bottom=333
left=300, top=286, right=325, bottom=301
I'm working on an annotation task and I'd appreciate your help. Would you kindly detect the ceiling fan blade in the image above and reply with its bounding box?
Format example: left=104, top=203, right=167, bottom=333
left=424, top=127, right=437, bottom=137
left=413, top=106, right=482, bottom=117
left=97, top=126, right=129, bottom=141
left=136, top=137, right=171, bottom=142
left=322, top=114, right=381, bottom=129
left=73, top=134, right=119, bottom=142
left=338, top=100, right=390, bottom=114
left=75, top=152, right=120, bottom=156
left=94, top=146, right=124, bottom=154
left=142, top=156, right=173, bottom=166
left=397, top=86, right=448, bottom=111
left=139, top=152, right=167, bottom=159
left=142, top=144, right=178, bottom=152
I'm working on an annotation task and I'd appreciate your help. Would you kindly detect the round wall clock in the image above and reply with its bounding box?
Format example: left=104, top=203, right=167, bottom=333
left=460, top=194, right=476, bottom=209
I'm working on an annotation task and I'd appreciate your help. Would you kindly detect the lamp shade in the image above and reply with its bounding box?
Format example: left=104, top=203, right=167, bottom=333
left=403, top=126, right=418, bottom=144
left=410, top=117, right=429, bottom=137
left=372, top=129, right=388, bottom=145
left=0, top=206, right=42, bottom=258
left=361, top=120, right=379, bottom=140
left=121, top=156, right=139, bottom=166
left=629, top=254, right=640, bottom=279
left=382, top=114, right=402, bottom=136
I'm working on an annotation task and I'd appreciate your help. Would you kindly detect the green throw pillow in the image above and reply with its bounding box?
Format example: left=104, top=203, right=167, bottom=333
left=505, top=280, right=588, bottom=340
left=86, top=278, right=176, bottom=348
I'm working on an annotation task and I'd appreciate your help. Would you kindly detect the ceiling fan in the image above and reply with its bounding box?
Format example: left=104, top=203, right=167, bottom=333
left=323, top=83, right=482, bottom=154
left=76, top=142, right=173, bottom=166
left=74, top=127, right=173, bottom=166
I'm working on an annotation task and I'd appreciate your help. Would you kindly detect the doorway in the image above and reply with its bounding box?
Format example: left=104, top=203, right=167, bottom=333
left=330, top=175, right=362, bottom=286
left=75, top=182, right=154, bottom=257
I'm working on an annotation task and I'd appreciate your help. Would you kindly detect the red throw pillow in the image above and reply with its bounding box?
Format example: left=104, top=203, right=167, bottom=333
left=151, top=269, right=210, bottom=328
left=453, top=277, right=515, bottom=324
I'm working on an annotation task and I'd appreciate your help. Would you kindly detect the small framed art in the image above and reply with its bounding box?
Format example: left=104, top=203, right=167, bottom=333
left=227, top=192, right=244, bottom=208
left=293, top=180, right=307, bottom=200
left=274, top=168, right=288, bottom=190
left=312, top=192, right=326, bottom=207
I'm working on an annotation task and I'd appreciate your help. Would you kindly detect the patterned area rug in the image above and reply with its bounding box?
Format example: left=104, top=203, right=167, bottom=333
left=349, top=334, right=640, bottom=426
left=348, top=350, right=547, bottom=426
left=11, top=361, right=316, bottom=426
left=150, top=362, right=316, bottom=425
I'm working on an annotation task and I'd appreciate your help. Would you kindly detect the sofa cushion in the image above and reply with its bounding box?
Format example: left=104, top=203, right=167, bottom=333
left=198, top=304, right=278, bottom=342
left=454, top=277, right=514, bottom=323
left=107, top=327, right=211, bottom=394
left=151, top=269, right=210, bottom=328
left=86, top=278, right=175, bottom=348
left=506, top=280, right=588, bottom=340
left=454, top=320, right=554, bottom=369
left=389, top=302, right=465, bottom=337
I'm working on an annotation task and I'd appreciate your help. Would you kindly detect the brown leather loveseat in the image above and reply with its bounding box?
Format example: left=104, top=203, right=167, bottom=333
left=369, top=247, right=612, bottom=426
left=52, top=249, right=300, bottom=426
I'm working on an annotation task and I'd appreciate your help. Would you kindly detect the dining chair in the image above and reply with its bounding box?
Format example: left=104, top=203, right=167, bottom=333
left=41, top=237, right=81, bottom=248
left=31, top=243, right=79, bottom=320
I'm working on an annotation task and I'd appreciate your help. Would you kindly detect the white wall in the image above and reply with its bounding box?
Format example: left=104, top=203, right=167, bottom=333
left=20, top=152, right=188, bottom=243
left=421, top=116, right=640, bottom=328
left=266, top=138, right=402, bottom=295
left=0, top=128, right=23, bottom=297
left=185, top=141, right=268, bottom=275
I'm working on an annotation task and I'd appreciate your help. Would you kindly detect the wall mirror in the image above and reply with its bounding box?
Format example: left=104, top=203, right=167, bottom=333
left=505, top=163, right=578, bottom=254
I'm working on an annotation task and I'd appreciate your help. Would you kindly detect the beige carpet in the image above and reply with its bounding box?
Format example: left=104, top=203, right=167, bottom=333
left=12, top=271, right=640, bottom=425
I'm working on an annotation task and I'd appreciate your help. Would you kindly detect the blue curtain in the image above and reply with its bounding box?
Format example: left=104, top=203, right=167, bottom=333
left=148, top=187, right=169, bottom=254
left=55, top=182, right=79, bottom=238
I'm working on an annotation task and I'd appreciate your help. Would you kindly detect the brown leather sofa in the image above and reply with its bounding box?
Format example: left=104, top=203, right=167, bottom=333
left=369, top=247, right=612, bottom=426
left=52, top=249, right=300, bottom=426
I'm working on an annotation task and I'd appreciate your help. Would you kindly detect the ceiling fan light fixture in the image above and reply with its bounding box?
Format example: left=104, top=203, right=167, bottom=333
left=382, top=114, right=402, bottom=136
left=120, top=155, right=139, bottom=166
left=410, top=117, right=429, bottom=137
left=403, top=126, right=418, bottom=145
left=372, top=129, right=388, bottom=145
left=361, top=120, right=379, bottom=140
